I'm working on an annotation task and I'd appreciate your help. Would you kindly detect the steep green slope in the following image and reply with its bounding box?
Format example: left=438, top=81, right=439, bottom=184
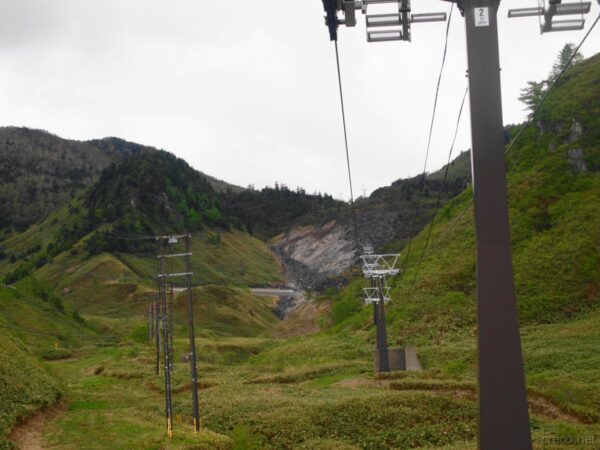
left=396, top=53, right=600, bottom=323
left=0, top=280, right=112, bottom=449
left=0, top=328, right=61, bottom=450
left=327, top=53, right=600, bottom=425
left=0, top=149, right=284, bottom=291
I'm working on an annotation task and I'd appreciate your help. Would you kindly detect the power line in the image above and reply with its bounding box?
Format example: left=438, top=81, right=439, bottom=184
left=65, top=226, right=156, bottom=241
left=423, top=3, right=455, bottom=175
left=401, top=3, right=455, bottom=274
left=64, top=216, right=157, bottom=239
left=410, top=11, right=600, bottom=278
left=334, top=40, right=360, bottom=251
left=411, top=86, right=468, bottom=284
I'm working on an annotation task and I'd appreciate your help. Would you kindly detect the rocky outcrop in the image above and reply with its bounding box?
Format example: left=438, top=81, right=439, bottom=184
left=567, top=148, right=587, bottom=174
left=271, top=221, right=355, bottom=291
left=271, top=152, right=472, bottom=292
left=568, top=119, right=584, bottom=143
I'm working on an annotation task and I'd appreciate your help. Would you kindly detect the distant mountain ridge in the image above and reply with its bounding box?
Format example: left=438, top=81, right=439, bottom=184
left=0, top=126, right=472, bottom=292
left=0, top=127, right=243, bottom=231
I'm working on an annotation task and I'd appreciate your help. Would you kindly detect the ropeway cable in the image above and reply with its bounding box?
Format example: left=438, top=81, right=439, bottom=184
left=334, top=40, right=361, bottom=252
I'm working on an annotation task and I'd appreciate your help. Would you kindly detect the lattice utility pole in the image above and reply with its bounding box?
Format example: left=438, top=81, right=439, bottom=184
left=317, top=0, right=600, bottom=447
left=361, top=251, right=400, bottom=373
left=184, top=235, right=200, bottom=432
left=154, top=293, right=160, bottom=376
left=156, top=234, right=200, bottom=433
left=168, top=282, right=175, bottom=372
left=158, top=257, right=173, bottom=438
left=150, top=300, right=156, bottom=341
left=147, top=302, right=152, bottom=342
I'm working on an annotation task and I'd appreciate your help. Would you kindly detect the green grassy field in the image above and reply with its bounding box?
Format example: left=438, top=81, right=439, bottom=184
left=0, top=280, right=105, bottom=450
left=10, top=317, right=596, bottom=450
left=3, top=267, right=599, bottom=449
left=2, top=246, right=600, bottom=449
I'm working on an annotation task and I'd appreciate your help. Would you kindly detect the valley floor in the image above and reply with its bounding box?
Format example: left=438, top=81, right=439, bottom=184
left=9, top=311, right=600, bottom=450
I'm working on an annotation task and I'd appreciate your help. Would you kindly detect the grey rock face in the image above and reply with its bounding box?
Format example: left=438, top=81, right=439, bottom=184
left=568, top=119, right=584, bottom=143
left=272, top=221, right=356, bottom=291
left=567, top=148, right=587, bottom=174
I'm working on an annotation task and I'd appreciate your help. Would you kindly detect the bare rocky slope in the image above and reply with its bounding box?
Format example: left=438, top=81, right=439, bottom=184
left=271, top=151, right=472, bottom=291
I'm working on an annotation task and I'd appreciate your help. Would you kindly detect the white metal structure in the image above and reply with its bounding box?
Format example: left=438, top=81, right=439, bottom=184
left=363, top=286, right=391, bottom=304
left=508, top=1, right=592, bottom=33
left=360, top=253, right=401, bottom=278
left=328, top=0, right=447, bottom=43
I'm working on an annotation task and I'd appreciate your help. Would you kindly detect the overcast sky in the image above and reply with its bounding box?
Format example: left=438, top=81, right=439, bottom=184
left=1, top=1, right=599, bottom=199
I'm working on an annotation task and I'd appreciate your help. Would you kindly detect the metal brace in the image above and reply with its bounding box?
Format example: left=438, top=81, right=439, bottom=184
left=323, top=0, right=447, bottom=42
left=508, top=0, right=592, bottom=33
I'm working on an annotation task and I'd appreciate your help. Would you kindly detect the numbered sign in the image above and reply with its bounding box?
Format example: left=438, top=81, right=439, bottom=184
left=474, top=7, right=490, bottom=27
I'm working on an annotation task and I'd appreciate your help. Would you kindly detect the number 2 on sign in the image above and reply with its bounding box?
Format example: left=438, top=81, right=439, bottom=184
left=475, top=7, right=490, bottom=27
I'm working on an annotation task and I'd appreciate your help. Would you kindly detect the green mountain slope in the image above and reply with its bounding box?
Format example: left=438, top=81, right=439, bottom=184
left=0, top=149, right=284, bottom=289
left=0, top=129, right=145, bottom=231
left=0, top=128, right=244, bottom=233
left=398, top=52, right=600, bottom=322
left=328, top=52, right=600, bottom=424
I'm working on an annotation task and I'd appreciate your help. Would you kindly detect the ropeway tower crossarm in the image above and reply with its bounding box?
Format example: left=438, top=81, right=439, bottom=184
left=321, top=0, right=448, bottom=42
left=507, top=1, right=592, bottom=33
left=360, top=253, right=401, bottom=278
left=363, top=286, right=391, bottom=304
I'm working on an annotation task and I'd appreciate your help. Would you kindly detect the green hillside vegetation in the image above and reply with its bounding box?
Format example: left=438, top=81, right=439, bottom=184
left=326, top=52, right=600, bottom=431
left=76, top=150, right=228, bottom=255
left=176, top=286, right=279, bottom=339
left=0, top=328, right=61, bottom=450
left=0, top=129, right=147, bottom=232
left=118, top=229, right=283, bottom=287
left=1, top=213, right=282, bottom=293
left=0, top=279, right=112, bottom=449
left=0, top=150, right=284, bottom=288
left=1, top=231, right=282, bottom=320
left=393, top=51, right=600, bottom=322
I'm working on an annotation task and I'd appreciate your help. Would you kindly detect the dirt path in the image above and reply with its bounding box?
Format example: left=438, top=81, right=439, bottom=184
left=8, top=403, right=66, bottom=450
